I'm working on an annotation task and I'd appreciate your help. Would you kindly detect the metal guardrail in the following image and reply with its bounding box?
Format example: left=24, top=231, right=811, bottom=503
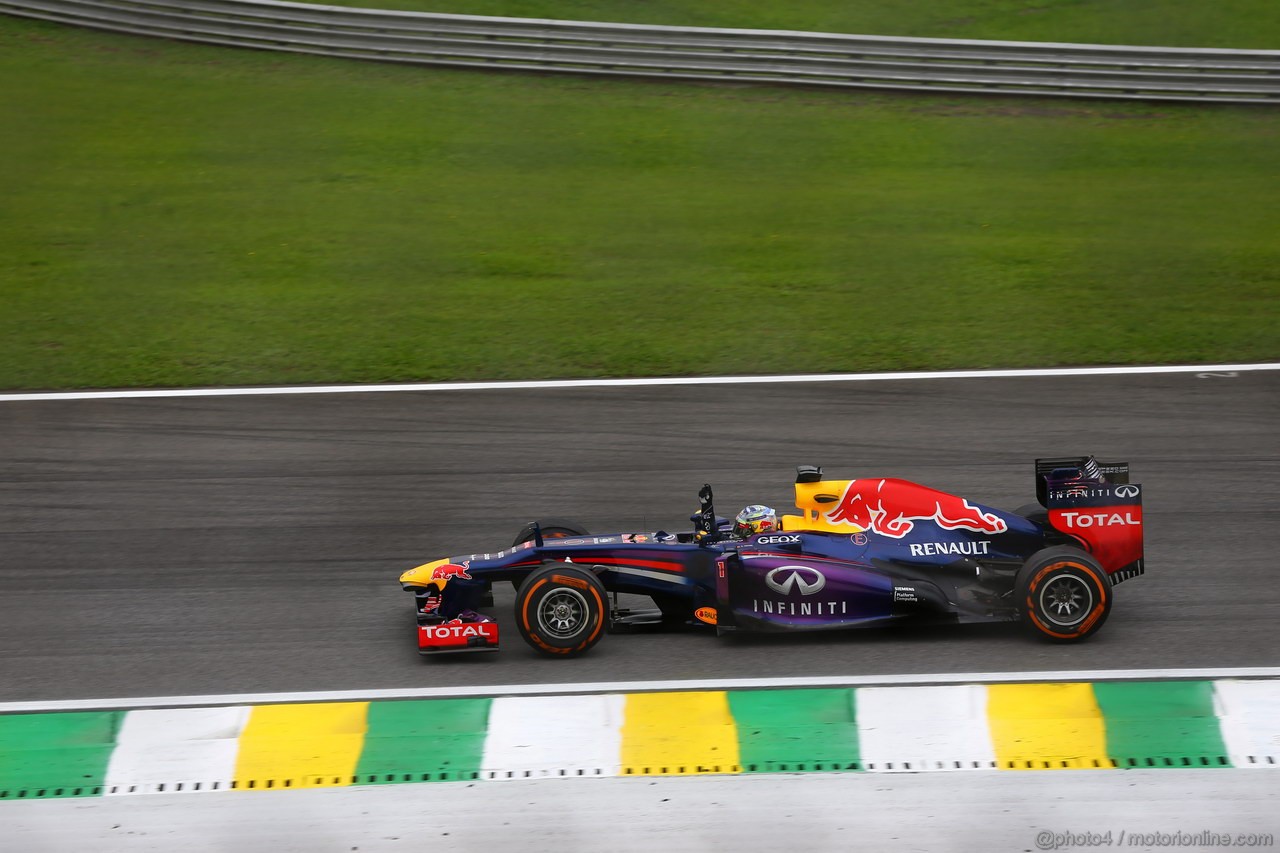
left=3, top=0, right=1279, bottom=103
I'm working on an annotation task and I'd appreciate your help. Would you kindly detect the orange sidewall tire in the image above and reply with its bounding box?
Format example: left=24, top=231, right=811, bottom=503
left=1017, top=549, right=1112, bottom=642
left=514, top=564, right=608, bottom=657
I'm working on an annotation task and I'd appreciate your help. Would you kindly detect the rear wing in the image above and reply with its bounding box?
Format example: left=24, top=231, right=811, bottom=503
left=1036, top=456, right=1144, bottom=582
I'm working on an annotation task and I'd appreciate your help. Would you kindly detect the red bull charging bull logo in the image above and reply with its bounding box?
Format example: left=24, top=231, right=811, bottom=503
left=824, top=478, right=1007, bottom=539
left=430, top=563, right=473, bottom=582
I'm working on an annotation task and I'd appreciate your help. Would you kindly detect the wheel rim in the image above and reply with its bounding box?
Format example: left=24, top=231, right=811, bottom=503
left=1038, top=573, right=1093, bottom=627
left=537, top=588, right=590, bottom=638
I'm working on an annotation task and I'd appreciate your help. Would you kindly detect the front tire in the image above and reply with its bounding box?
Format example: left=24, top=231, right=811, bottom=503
left=514, top=563, right=609, bottom=658
left=1016, top=546, right=1111, bottom=642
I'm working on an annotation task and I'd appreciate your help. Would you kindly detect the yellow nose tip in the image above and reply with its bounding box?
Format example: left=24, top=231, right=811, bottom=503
left=399, top=557, right=449, bottom=586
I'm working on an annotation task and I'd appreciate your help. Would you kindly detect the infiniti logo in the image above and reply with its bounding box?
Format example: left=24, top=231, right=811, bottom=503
left=765, top=565, right=826, bottom=596
left=1115, top=485, right=1140, bottom=498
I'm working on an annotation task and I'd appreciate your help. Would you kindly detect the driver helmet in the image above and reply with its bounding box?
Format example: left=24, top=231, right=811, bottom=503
left=734, top=505, right=778, bottom=537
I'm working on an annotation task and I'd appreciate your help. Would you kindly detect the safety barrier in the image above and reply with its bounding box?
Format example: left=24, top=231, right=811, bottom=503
left=2, top=0, right=1279, bottom=104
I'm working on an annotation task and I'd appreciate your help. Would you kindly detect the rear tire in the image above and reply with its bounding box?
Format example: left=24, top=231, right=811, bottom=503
left=514, top=563, right=609, bottom=658
left=1016, top=546, right=1111, bottom=642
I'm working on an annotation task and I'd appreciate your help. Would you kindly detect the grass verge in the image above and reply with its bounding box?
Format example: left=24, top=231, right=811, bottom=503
left=1, top=16, right=1277, bottom=390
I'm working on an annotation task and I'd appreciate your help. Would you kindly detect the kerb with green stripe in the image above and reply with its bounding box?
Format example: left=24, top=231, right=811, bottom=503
left=0, top=711, right=123, bottom=798
left=354, top=698, right=492, bottom=783
left=1093, top=681, right=1230, bottom=769
left=728, top=688, right=861, bottom=773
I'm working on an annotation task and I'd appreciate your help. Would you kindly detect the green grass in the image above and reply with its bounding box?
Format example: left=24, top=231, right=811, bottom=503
left=1, top=16, right=1278, bottom=390
left=305, top=0, right=1280, bottom=49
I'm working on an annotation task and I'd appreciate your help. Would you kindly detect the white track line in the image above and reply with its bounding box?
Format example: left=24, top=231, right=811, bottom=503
left=2, top=363, right=1276, bottom=402
left=3, top=667, right=1277, bottom=714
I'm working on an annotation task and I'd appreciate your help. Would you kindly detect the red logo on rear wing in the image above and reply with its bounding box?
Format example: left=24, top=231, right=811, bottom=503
left=1046, top=484, right=1144, bottom=575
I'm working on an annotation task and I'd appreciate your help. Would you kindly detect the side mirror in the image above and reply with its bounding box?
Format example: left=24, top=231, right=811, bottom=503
left=796, top=465, right=823, bottom=483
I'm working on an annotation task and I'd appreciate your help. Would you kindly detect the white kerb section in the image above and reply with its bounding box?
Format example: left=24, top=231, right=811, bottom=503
left=104, top=706, right=250, bottom=795
left=856, top=685, right=997, bottom=772
left=480, top=694, right=625, bottom=780
left=1214, top=679, right=1280, bottom=769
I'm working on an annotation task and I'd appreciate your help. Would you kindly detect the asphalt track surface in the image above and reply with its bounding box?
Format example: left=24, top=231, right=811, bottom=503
left=1, top=370, right=1276, bottom=702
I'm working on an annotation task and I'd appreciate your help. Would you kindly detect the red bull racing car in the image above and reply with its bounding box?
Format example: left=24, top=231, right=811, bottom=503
left=399, top=457, right=1144, bottom=657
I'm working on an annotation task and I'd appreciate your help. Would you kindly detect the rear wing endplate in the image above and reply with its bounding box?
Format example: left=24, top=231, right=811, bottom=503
left=1036, top=456, right=1144, bottom=581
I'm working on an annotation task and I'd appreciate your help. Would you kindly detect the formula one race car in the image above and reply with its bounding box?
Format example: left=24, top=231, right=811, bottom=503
left=398, top=457, right=1144, bottom=657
